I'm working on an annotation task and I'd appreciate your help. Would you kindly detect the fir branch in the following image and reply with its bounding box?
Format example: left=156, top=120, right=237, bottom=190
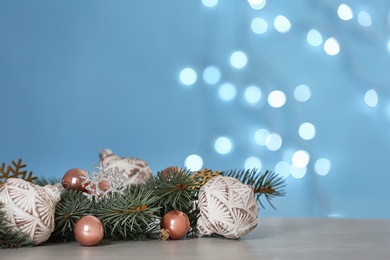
left=49, top=190, right=93, bottom=242
left=0, top=203, right=34, bottom=248
left=222, top=169, right=286, bottom=209
left=151, top=169, right=198, bottom=216
left=92, top=185, right=161, bottom=240
left=148, top=168, right=200, bottom=235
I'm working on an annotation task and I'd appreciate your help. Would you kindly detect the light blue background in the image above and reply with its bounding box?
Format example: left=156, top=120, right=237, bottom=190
left=1, top=1, right=389, bottom=219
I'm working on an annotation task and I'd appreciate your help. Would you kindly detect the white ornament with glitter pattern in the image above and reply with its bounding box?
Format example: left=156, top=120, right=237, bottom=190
left=197, top=175, right=258, bottom=239
left=0, top=178, right=61, bottom=245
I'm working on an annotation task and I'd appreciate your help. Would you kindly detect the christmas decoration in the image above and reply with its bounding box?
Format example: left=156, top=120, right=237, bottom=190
left=197, top=175, right=259, bottom=239
left=81, top=161, right=126, bottom=199
left=87, top=180, right=110, bottom=197
left=93, top=185, right=161, bottom=240
left=62, top=168, right=89, bottom=192
left=160, top=166, right=182, bottom=181
left=153, top=168, right=199, bottom=231
left=0, top=203, right=34, bottom=248
left=0, top=158, right=38, bottom=185
left=160, top=210, right=190, bottom=240
left=99, top=149, right=153, bottom=186
left=49, top=189, right=92, bottom=242
left=224, top=169, right=285, bottom=209
left=0, top=178, right=61, bottom=245
left=0, top=156, right=286, bottom=248
left=189, top=168, right=223, bottom=189
left=73, top=215, right=104, bottom=246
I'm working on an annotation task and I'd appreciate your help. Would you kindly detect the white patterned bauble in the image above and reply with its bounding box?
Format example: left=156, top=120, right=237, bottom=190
left=197, top=175, right=258, bottom=239
left=99, top=149, right=153, bottom=186
left=0, top=178, right=61, bottom=245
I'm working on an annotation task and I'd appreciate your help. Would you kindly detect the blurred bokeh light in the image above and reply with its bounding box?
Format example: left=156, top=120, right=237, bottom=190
left=1, top=0, right=390, bottom=219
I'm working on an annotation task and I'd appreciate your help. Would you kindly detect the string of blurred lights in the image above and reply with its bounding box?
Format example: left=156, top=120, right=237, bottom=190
left=178, top=0, right=389, bottom=180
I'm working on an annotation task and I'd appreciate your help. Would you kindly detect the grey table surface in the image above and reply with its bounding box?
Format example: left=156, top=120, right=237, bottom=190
left=2, top=218, right=390, bottom=259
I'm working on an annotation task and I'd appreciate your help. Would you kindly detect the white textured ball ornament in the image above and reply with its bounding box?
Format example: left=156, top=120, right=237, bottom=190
left=0, top=178, right=61, bottom=245
left=99, top=149, right=153, bottom=186
left=197, top=176, right=258, bottom=239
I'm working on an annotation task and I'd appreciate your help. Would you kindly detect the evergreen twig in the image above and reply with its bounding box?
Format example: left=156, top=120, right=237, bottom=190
left=93, top=185, right=161, bottom=240
left=49, top=190, right=92, bottom=242
left=0, top=166, right=286, bottom=245
left=222, top=169, right=286, bottom=209
left=151, top=168, right=200, bottom=229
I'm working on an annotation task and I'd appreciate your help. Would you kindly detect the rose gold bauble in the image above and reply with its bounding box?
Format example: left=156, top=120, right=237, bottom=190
left=162, top=166, right=181, bottom=174
left=74, top=215, right=104, bottom=246
left=161, top=166, right=182, bottom=181
left=98, top=180, right=110, bottom=191
left=160, top=210, right=190, bottom=240
left=87, top=180, right=110, bottom=197
left=62, top=168, right=89, bottom=192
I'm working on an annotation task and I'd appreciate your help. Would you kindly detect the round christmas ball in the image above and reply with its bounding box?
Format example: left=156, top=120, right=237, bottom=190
left=98, top=180, right=110, bottom=191
left=162, top=166, right=181, bottom=174
left=161, top=166, right=182, bottom=181
left=87, top=180, right=110, bottom=197
left=62, top=168, right=89, bottom=192
left=160, top=210, right=190, bottom=240
left=74, top=215, right=104, bottom=246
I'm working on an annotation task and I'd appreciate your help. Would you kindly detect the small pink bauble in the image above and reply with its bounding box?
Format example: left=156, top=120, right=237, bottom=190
left=62, top=168, right=89, bottom=192
left=87, top=180, right=110, bottom=197
left=74, top=215, right=104, bottom=246
left=160, top=210, right=190, bottom=240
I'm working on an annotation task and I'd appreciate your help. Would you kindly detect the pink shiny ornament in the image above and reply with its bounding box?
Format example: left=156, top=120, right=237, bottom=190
left=62, top=168, right=89, bottom=192
left=87, top=180, right=110, bottom=197
left=98, top=180, right=110, bottom=191
left=74, top=215, right=104, bottom=246
left=160, top=166, right=182, bottom=181
left=160, top=210, right=190, bottom=240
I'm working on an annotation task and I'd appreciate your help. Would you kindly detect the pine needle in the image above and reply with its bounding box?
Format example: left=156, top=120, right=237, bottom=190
left=151, top=168, right=199, bottom=226
left=222, top=169, right=286, bottom=209
left=93, top=185, right=161, bottom=240
left=49, top=190, right=92, bottom=242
